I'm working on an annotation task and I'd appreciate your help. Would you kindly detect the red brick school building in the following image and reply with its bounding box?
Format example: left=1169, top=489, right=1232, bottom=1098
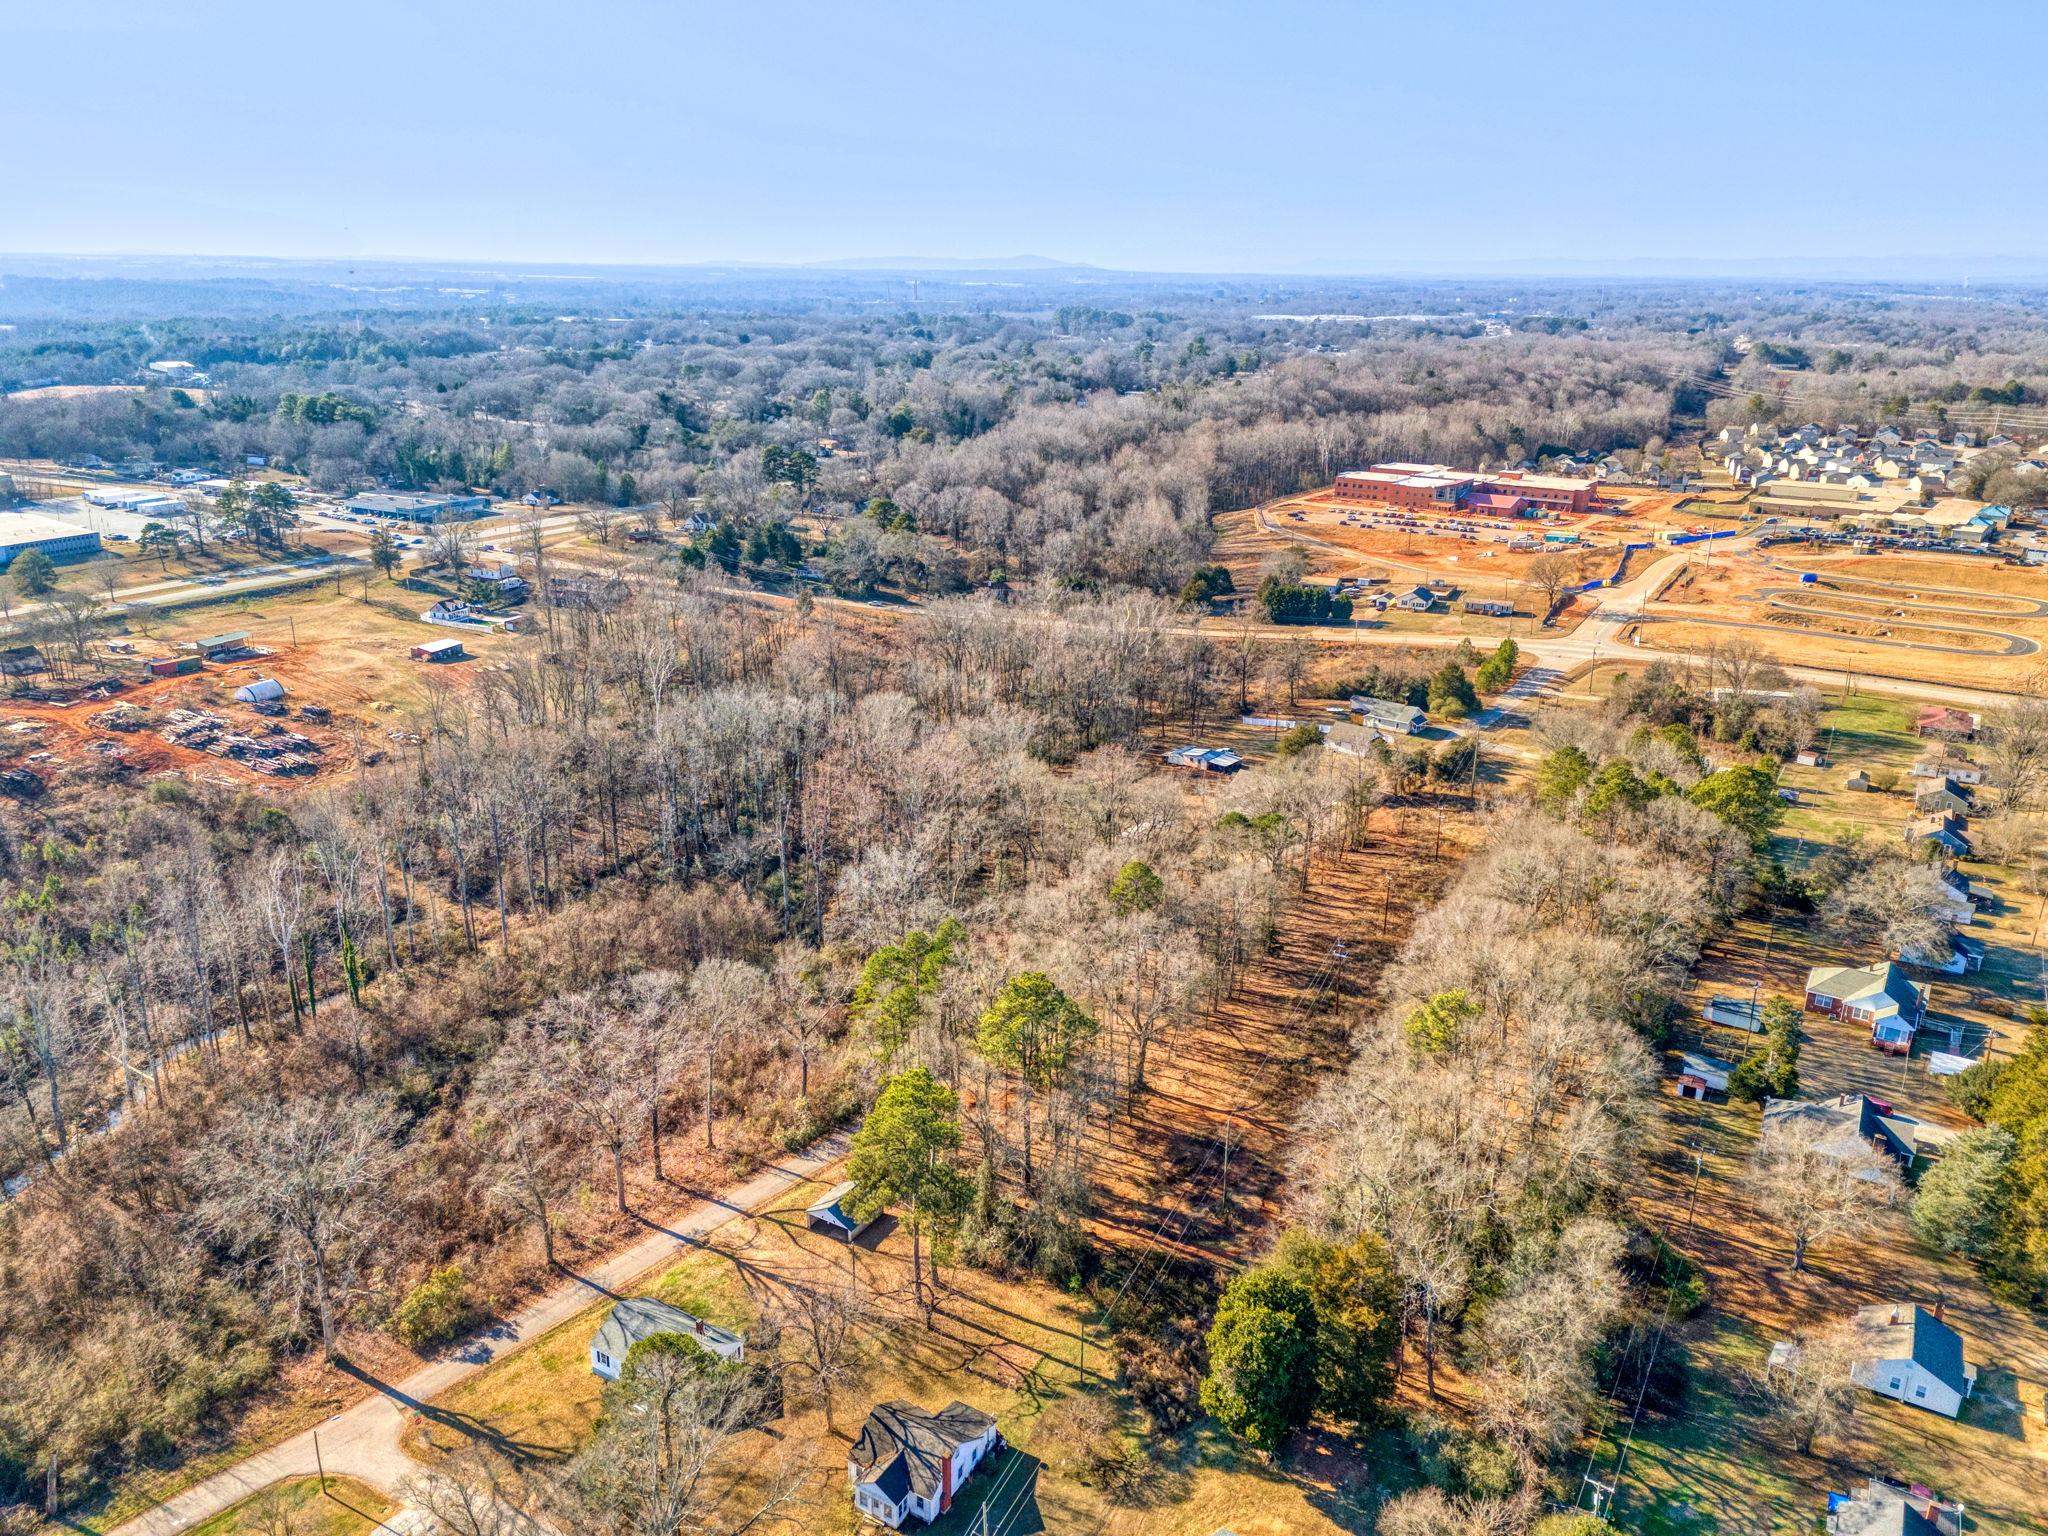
left=1331, top=462, right=1601, bottom=514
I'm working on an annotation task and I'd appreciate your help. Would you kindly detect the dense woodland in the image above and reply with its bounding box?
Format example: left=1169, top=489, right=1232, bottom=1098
left=6, top=271, right=2048, bottom=1531
left=10, top=269, right=2048, bottom=597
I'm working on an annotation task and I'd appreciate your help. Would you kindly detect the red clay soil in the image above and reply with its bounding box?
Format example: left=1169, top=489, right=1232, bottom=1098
left=1079, top=804, right=1472, bottom=1279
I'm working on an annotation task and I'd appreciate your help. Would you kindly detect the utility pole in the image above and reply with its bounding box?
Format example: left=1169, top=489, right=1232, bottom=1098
left=314, top=1429, right=327, bottom=1497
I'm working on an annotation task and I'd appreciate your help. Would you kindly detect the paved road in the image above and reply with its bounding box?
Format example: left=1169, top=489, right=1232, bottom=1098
left=110, top=1134, right=849, bottom=1536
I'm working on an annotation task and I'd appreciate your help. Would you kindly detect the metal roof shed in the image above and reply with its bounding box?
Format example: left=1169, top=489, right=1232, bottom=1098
left=233, top=678, right=285, bottom=703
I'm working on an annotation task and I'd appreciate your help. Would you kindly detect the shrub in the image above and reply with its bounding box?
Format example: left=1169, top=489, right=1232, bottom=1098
left=391, top=1265, right=476, bottom=1350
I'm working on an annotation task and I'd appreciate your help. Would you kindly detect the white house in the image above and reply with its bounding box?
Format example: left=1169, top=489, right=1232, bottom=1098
left=589, top=1297, right=744, bottom=1381
left=1351, top=695, right=1426, bottom=734
left=1848, top=1303, right=1976, bottom=1419
left=848, top=1400, right=999, bottom=1529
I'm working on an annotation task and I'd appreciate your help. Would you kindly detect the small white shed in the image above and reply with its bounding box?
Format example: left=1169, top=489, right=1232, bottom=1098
left=233, top=678, right=285, bottom=703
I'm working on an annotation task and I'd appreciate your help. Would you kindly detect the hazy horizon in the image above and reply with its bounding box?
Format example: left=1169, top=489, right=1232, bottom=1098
left=7, top=0, right=2046, bottom=276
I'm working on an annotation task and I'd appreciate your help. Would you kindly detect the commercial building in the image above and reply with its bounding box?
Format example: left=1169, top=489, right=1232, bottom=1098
left=1330, top=463, right=1599, bottom=514
left=343, top=492, right=492, bottom=523
left=0, top=513, right=105, bottom=568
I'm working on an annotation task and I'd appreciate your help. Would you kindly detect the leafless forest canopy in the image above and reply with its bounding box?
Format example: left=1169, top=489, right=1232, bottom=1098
left=6, top=269, right=2048, bottom=1520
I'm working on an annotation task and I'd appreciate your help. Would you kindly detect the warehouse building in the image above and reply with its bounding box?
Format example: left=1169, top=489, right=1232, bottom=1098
left=343, top=492, right=492, bottom=523
left=0, top=513, right=104, bottom=569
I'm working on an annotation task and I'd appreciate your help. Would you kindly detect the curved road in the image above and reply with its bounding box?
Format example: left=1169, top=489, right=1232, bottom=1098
left=1752, top=591, right=2038, bottom=657
left=1758, top=557, right=2048, bottom=618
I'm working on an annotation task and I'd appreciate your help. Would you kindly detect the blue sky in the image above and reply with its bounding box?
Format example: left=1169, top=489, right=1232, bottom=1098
left=6, top=0, right=2045, bottom=273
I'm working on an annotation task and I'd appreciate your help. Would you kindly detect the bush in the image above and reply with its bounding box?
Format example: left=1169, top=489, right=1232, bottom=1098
left=390, top=1265, right=476, bottom=1350
left=1271, top=723, right=1322, bottom=758
left=1402, top=1410, right=1521, bottom=1499
left=1258, top=578, right=1352, bottom=626
left=1124, top=1320, right=1204, bottom=1433
left=1945, top=1059, right=2005, bottom=1120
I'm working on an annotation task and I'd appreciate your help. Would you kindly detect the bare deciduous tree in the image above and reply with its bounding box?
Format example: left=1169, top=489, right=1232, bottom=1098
left=1744, top=1115, right=1903, bottom=1273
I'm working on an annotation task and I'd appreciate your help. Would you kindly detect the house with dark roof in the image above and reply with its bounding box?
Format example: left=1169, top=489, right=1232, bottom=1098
left=1827, top=1478, right=1964, bottom=1536
left=1913, top=780, right=1971, bottom=817
left=848, top=1400, right=999, bottom=1528
left=1762, top=1093, right=1957, bottom=1171
left=1905, top=814, right=1971, bottom=860
left=1804, top=961, right=1926, bottom=1052
left=589, top=1297, right=744, bottom=1381
left=1848, top=1303, right=1976, bottom=1419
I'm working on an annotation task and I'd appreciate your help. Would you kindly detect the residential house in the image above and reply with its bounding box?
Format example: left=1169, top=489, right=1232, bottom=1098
left=1913, top=780, right=1971, bottom=817
left=1351, top=695, right=1427, bottom=734
left=1164, top=745, right=1244, bottom=773
left=847, top=1400, right=1000, bottom=1530
left=1763, top=1093, right=1956, bottom=1170
left=1905, top=814, right=1971, bottom=859
left=1904, top=932, right=1984, bottom=976
left=1914, top=707, right=1978, bottom=742
left=1323, top=721, right=1397, bottom=757
left=1910, top=750, right=1984, bottom=785
left=1804, top=961, right=1926, bottom=1052
left=1827, top=1478, right=1964, bottom=1536
left=590, top=1297, right=745, bottom=1381
left=1848, top=1303, right=1976, bottom=1419
left=1933, top=868, right=1981, bottom=925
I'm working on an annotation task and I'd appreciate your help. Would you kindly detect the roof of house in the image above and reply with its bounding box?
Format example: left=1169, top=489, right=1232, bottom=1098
left=850, top=1400, right=997, bottom=1504
left=1916, top=706, right=1976, bottom=731
left=1679, top=1051, right=1736, bottom=1081
left=1851, top=1303, right=1970, bottom=1396
left=1767, top=1093, right=1958, bottom=1168
left=594, top=1296, right=743, bottom=1364
left=1166, top=745, right=1243, bottom=770
left=1832, top=1486, right=1944, bottom=1536
left=1804, top=961, right=1922, bottom=1017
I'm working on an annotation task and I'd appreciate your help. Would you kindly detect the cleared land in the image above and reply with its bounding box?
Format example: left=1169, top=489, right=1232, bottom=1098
left=1640, top=550, right=2048, bottom=689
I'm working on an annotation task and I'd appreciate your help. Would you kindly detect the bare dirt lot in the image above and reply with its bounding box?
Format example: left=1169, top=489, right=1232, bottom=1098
left=1, top=581, right=510, bottom=794
left=1638, top=548, right=2048, bottom=690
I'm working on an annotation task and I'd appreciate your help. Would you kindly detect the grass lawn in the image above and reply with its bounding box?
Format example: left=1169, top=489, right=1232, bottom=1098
left=187, top=1477, right=393, bottom=1536
left=400, top=1245, right=745, bottom=1464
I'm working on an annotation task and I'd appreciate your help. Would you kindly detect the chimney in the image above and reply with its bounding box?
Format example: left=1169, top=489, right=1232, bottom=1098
left=940, top=1451, right=953, bottom=1513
